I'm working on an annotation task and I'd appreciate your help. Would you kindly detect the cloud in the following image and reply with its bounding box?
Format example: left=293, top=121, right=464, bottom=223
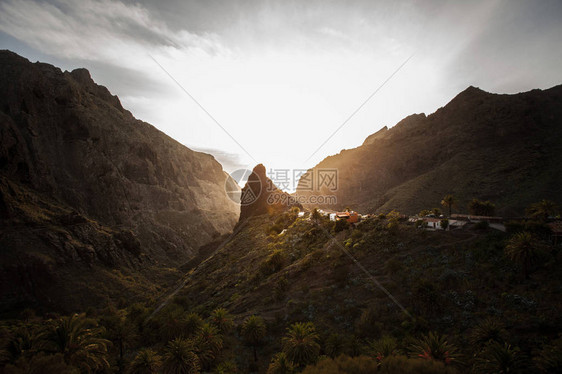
left=2, top=0, right=561, bottom=174
left=0, top=0, right=227, bottom=68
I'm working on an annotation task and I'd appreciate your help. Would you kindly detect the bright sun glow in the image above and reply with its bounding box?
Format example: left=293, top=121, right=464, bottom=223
left=2, top=0, right=561, bottom=186
left=130, top=46, right=441, bottom=178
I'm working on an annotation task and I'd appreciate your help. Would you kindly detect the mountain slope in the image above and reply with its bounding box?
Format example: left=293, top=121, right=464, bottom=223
left=296, top=85, right=562, bottom=216
left=0, top=50, right=239, bottom=313
left=166, top=211, right=562, bottom=372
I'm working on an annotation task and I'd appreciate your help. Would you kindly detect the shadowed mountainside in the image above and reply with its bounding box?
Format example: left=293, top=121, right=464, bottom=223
left=238, top=164, right=302, bottom=223
left=296, top=85, right=562, bottom=216
left=0, top=50, right=239, bottom=313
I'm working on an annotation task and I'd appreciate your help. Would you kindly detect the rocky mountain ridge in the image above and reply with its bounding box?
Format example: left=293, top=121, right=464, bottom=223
left=0, top=50, right=239, bottom=313
left=297, top=85, right=562, bottom=216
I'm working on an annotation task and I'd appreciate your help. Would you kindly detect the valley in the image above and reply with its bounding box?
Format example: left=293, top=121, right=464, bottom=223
left=0, top=50, right=561, bottom=373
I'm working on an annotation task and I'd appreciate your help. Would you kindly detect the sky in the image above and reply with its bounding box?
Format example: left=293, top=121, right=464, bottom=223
left=1, top=0, right=561, bottom=190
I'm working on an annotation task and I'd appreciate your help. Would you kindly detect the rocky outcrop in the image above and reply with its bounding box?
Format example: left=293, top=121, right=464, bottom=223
left=238, top=164, right=301, bottom=223
left=297, top=85, right=562, bottom=216
left=0, top=50, right=239, bottom=312
left=362, top=126, right=388, bottom=146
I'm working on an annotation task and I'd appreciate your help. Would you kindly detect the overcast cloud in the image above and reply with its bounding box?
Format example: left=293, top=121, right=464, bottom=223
left=1, top=0, right=561, bottom=179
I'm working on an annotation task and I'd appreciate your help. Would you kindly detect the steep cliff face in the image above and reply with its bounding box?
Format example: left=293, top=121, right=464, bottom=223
left=0, top=50, right=239, bottom=313
left=238, top=164, right=301, bottom=223
left=296, top=85, right=562, bottom=216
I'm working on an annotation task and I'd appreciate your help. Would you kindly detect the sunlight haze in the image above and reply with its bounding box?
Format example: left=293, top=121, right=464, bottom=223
left=1, top=0, right=561, bottom=181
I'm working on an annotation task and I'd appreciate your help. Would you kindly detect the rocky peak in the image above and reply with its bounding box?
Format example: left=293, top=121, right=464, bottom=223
left=68, top=67, right=124, bottom=112
left=447, top=85, right=490, bottom=107
left=362, top=126, right=388, bottom=145
left=238, top=164, right=301, bottom=222
left=296, top=83, right=562, bottom=215
left=393, top=113, right=427, bottom=130
left=69, top=68, right=94, bottom=85
left=0, top=50, right=240, bottom=311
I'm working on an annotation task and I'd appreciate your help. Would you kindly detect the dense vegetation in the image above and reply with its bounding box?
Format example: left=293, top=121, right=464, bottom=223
left=2, top=200, right=561, bottom=373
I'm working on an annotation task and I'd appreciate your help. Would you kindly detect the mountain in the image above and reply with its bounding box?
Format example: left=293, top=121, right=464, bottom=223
left=0, top=50, right=239, bottom=314
left=238, top=164, right=302, bottom=223
left=296, top=85, right=562, bottom=216
left=164, top=207, right=562, bottom=372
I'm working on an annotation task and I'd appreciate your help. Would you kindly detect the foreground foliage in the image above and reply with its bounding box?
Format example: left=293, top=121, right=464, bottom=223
left=1, top=208, right=561, bottom=373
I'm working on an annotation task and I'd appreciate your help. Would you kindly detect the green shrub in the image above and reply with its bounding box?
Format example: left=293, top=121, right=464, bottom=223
left=470, top=318, right=507, bottom=346
left=267, top=352, right=296, bottom=374
left=408, top=332, right=460, bottom=366
left=324, top=333, right=346, bottom=358
left=386, top=210, right=402, bottom=232
left=274, top=276, right=289, bottom=301
left=535, top=336, right=562, bottom=372
left=369, top=336, right=399, bottom=362
left=355, top=307, right=382, bottom=338
left=474, top=341, right=526, bottom=373
left=351, top=230, right=363, bottom=241
left=215, top=360, right=238, bottom=373
left=260, top=251, right=288, bottom=276
left=129, top=348, right=162, bottom=374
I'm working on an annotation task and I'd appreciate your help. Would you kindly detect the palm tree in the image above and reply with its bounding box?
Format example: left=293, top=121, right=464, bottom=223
left=209, top=308, right=234, bottom=334
left=526, top=199, right=558, bottom=221
left=181, top=313, right=204, bottom=338
left=470, top=318, right=507, bottom=346
left=505, top=231, right=542, bottom=279
left=42, top=313, right=110, bottom=373
left=441, top=194, right=456, bottom=217
left=163, top=338, right=200, bottom=374
left=370, top=335, right=399, bottom=362
left=267, top=352, right=296, bottom=374
left=475, top=341, right=526, bottom=373
left=128, top=349, right=162, bottom=374
left=195, top=323, right=223, bottom=370
left=3, top=325, right=38, bottom=362
left=324, top=333, right=345, bottom=358
left=241, top=315, right=266, bottom=362
left=282, top=322, right=320, bottom=367
left=102, top=313, right=137, bottom=368
left=408, top=331, right=460, bottom=366
left=159, top=305, right=185, bottom=342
